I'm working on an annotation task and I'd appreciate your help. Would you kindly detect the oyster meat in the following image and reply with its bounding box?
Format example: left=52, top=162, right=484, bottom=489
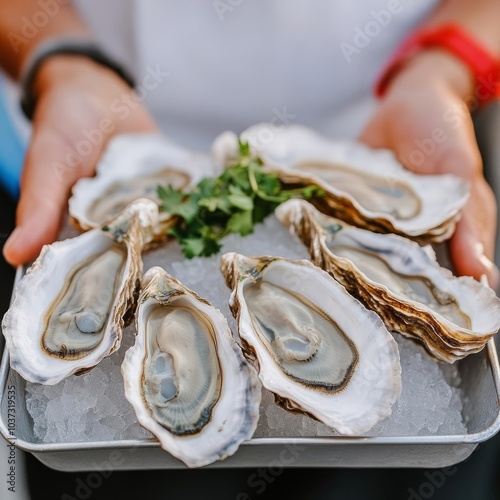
left=220, top=252, right=401, bottom=435
left=2, top=199, right=158, bottom=385
left=69, top=133, right=215, bottom=238
left=276, top=199, right=500, bottom=363
left=212, top=125, right=469, bottom=243
left=121, top=267, right=261, bottom=468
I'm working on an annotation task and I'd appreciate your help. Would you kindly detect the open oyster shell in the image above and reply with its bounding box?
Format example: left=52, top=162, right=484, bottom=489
left=212, top=125, right=469, bottom=243
left=276, top=199, right=500, bottom=363
left=69, top=133, right=214, bottom=239
left=220, top=252, right=401, bottom=435
left=2, top=199, right=158, bottom=385
left=121, top=267, right=261, bottom=468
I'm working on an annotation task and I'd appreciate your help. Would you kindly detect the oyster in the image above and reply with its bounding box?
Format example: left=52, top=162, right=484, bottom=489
left=69, top=133, right=214, bottom=238
left=121, top=267, right=261, bottom=468
left=2, top=199, right=158, bottom=385
left=212, top=125, right=469, bottom=243
left=220, top=252, right=401, bottom=435
left=276, top=199, right=500, bottom=363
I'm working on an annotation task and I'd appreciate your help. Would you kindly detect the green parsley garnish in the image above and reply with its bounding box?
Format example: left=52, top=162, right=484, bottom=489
left=157, top=139, right=323, bottom=258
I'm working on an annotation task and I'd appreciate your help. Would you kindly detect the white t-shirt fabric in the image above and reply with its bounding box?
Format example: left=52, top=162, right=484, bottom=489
left=73, top=0, right=438, bottom=151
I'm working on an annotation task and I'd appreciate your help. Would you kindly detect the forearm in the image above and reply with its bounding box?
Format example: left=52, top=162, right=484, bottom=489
left=0, top=0, right=90, bottom=80
left=423, top=0, right=500, bottom=56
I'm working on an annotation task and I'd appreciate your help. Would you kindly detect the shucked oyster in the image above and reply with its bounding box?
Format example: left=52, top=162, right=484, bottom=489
left=122, top=267, right=261, bottom=468
left=69, top=133, right=215, bottom=238
left=276, top=199, right=500, bottom=363
left=2, top=199, right=158, bottom=385
left=221, top=252, right=401, bottom=435
left=212, top=125, right=469, bottom=243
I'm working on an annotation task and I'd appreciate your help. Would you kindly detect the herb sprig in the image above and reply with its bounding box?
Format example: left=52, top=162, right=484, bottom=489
left=157, top=140, right=322, bottom=258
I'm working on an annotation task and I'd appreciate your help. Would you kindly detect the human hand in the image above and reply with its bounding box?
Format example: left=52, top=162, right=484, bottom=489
left=3, top=56, right=158, bottom=266
left=360, top=51, right=499, bottom=289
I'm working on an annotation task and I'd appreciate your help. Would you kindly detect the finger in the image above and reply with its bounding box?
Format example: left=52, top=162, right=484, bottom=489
left=3, top=128, right=102, bottom=266
left=360, top=108, right=498, bottom=288
left=449, top=179, right=499, bottom=288
left=432, top=137, right=498, bottom=285
left=358, top=117, right=386, bottom=150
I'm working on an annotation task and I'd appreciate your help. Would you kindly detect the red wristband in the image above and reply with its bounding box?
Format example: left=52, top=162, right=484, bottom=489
left=376, top=24, right=500, bottom=105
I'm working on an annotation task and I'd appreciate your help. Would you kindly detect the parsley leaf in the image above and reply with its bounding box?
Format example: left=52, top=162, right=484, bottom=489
left=158, top=185, right=198, bottom=223
left=226, top=210, right=253, bottom=236
left=157, top=138, right=322, bottom=258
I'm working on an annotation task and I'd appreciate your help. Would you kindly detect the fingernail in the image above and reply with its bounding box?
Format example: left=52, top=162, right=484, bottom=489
left=475, top=243, right=500, bottom=289
left=3, top=227, right=22, bottom=255
left=478, top=252, right=495, bottom=271
left=475, top=242, right=494, bottom=270
left=485, top=264, right=500, bottom=290
left=488, top=264, right=500, bottom=290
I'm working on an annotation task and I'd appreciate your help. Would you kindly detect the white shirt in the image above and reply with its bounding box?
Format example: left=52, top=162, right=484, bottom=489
left=74, top=0, right=438, bottom=150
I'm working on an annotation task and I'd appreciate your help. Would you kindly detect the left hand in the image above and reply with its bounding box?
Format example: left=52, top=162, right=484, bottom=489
left=360, top=50, right=499, bottom=289
left=2, top=56, right=159, bottom=266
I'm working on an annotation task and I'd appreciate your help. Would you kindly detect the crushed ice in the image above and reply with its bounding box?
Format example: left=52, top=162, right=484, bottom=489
left=24, top=216, right=467, bottom=443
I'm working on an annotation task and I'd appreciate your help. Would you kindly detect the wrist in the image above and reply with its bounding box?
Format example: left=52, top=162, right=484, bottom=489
left=20, top=39, right=135, bottom=120
left=34, top=55, right=121, bottom=97
left=385, top=49, right=475, bottom=100
left=376, top=24, right=500, bottom=107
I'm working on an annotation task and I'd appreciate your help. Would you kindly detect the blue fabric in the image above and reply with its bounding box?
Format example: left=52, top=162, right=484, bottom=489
left=0, top=87, right=24, bottom=199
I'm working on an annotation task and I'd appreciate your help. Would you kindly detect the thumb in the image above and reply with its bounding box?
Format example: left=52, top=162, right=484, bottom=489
left=3, top=130, right=100, bottom=266
left=450, top=179, right=499, bottom=289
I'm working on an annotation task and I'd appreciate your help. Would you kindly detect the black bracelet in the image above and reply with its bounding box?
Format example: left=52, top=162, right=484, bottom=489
left=20, top=38, right=136, bottom=120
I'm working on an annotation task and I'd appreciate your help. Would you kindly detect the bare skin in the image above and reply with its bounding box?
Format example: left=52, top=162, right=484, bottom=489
left=3, top=56, right=157, bottom=264
left=360, top=50, right=499, bottom=287
left=360, top=0, right=500, bottom=287
left=0, top=0, right=158, bottom=263
left=1, top=0, right=499, bottom=288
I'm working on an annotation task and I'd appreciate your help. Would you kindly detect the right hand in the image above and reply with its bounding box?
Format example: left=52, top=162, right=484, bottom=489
left=3, top=55, right=158, bottom=266
left=360, top=51, right=499, bottom=288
